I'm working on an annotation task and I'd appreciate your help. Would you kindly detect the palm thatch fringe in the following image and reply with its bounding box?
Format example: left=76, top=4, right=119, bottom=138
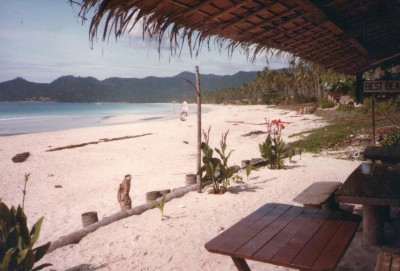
left=47, top=182, right=201, bottom=253
left=69, top=0, right=285, bottom=62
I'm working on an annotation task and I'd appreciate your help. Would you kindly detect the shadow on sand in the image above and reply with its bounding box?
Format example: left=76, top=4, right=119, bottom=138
left=228, top=177, right=277, bottom=194
left=64, top=264, right=108, bottom=271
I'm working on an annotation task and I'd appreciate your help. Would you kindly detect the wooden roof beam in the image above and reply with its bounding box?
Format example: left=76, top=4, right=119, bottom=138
left=207, top=0, right=255, bottom=21
left=325, top=55, right=368, bottom=72
left=295, top=0, right=369, bottom=56
left=246, top=10, right=300, bottom=34
left=237, top=18, right=319, bottom=46
left=217, top=1, right=280, bottom=30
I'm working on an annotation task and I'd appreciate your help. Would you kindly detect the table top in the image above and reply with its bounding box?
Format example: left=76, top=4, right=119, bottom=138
left=336, top=163, right=400, bottom=206
left=205, top=203, right=361, bottom=271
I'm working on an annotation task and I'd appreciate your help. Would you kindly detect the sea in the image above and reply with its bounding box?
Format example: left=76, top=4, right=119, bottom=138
left=0, top=102, right=189, bottom=136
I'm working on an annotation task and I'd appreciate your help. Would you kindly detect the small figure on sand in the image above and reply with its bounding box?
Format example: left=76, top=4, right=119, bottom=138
left=180, top=101, right=188, bottom=121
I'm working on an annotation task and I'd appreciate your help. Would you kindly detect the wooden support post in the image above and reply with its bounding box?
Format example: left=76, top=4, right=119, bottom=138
left=231, top=257, right=251, bottom=271
left=117, top=174, right=132, bottom=211
left=355, top=73, right=363, bottom=103
left=372, top=96, right=376, bottom=146
left=363, top=205, right=384, bottom=245
left=195, top=66, right=202, bottom=193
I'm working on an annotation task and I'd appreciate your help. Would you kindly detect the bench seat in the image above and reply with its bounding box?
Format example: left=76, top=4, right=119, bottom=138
left=293, top=181, right=342, bottom=210
left=375, top=251, right=400, bottom=271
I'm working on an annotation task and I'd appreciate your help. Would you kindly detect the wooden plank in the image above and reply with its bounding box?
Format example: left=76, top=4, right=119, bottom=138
left=311, top=214, right=361, bottom=270
left=392, top=253, right=400, bottom=270
left=234, top=205, right=304, bottom=259
left=293, top=182, right=341, bottom=206
left=271, top=210, right=332, bottom=266
left=383, top=252, right=392, bottom=271
left=375, top=251, right=385, bottom=271
left=205, top=203, right=290, bottom=255
left=252, top=208, right=318, bottom=262
left=290, top=212, right=343, bottom=269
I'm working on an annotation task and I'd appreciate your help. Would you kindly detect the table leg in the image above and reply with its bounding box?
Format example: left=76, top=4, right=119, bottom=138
left=231, top=257, right=251, bottom=271
left=363, top=205, right=384, bottom=245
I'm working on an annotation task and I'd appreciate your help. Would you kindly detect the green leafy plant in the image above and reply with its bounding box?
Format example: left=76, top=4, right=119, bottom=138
left=199, top=127, right=236, bottom=194
left=259, top=119, right=287, bottom=169
left=231, top=173, right=244, bottom=184
left=245, top=164, right=257, bottom=181
left=381, top=129, right=400, bottom=147
left=1, top=173, right=51, bottom=271
left=21, top=173, right=31, bottom=211
left=0, top=203, right=51, bottom=271
left=318, top=99, right=336, bottom=109
left=149, top=194, right=167, bottom=220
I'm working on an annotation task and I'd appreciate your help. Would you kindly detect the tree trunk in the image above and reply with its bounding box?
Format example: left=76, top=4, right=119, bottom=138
left=117, top=174, right=132, bottom=211
left=195, top=66, right=202, bottom=193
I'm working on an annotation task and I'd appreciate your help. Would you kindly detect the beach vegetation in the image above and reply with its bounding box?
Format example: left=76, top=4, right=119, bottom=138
left=199, top=127, right=236, bottom=194
left=317, top=100, right=336, bottom=109
left=201, top=59, right=357, bottom=105
left=231, top=173, right=244, bottom=184
left=245, top=164, right=257, bottom=182
left=149, top=194, right=167, bottom=220
left=288, top=97, right=400, bottom=153
left=381, top=129, right=400, bottom=147
left=0, top=174, right=51, bottom=271
left=259, top=119, right=287, bottom=169
left=0, top=203, right=51, bottom=271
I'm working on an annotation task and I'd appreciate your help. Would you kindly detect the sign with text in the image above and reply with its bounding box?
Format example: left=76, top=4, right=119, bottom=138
left=364, top=80, right=400, bottom=93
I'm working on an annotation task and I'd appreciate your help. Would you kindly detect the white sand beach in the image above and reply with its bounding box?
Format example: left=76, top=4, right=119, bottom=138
left=0, top=105, right=380, bottom=270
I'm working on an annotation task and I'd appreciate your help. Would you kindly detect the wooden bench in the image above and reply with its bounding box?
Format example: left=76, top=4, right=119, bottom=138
left=375, top=251, right=400, bottom=271
left=293, top=182, right=342, bottom=210
left=364, top=146, right=400, bottom=164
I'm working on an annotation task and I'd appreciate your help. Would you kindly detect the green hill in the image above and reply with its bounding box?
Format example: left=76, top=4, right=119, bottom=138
left=0, top=71, right=257, bottom=102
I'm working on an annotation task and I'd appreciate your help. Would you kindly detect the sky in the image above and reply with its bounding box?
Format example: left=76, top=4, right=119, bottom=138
left=0, top=0, right=289, bottom=83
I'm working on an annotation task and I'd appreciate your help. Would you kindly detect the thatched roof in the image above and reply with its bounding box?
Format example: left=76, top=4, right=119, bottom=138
left=74, top=0, right=400, bottom=75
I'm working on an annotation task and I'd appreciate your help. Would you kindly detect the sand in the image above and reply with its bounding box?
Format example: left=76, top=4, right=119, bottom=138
left=0, top=104, right=380, bottom=270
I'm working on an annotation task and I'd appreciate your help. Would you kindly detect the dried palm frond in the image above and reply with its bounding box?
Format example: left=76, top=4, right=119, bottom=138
left=69, top=0, right=284, bottom=63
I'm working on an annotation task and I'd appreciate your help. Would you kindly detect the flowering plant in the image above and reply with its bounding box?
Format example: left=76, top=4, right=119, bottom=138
left=259, top=119, right=287, bottom=169
left=266, top=119, right=285, bottom=137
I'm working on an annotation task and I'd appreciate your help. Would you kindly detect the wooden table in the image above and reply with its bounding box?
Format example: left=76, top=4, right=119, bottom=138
left=335, top=163, right=400, bottom=245
left=205, top=203, right=361, bottom=271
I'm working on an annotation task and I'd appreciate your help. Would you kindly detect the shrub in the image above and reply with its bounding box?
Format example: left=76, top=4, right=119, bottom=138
left=318, top=100, right=336, bottom=109
left=337, top=104, right=355, bottom=112
left=361, top=97, right=398, bottom=114
left=381, top=129, right=400, bottom=147
left=0, top=203, right=51, bottom=271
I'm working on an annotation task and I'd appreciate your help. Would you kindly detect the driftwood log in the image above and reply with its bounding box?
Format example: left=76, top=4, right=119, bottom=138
left=12, top=152, right=30, bottom=163
left=46, top=133, right=152, bottom=152
left=47, top=182, right=204, bottom=253
left=117, top=175, right=132, bottom=211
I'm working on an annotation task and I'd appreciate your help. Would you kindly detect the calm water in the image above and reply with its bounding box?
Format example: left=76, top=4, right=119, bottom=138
left=0, top=102, right=187, bottom=135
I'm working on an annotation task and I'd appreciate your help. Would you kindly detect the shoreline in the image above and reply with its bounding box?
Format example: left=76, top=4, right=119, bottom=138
left=0, top=102, right=188, bottom=136
left=1, top=104, right=377, bottom=270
